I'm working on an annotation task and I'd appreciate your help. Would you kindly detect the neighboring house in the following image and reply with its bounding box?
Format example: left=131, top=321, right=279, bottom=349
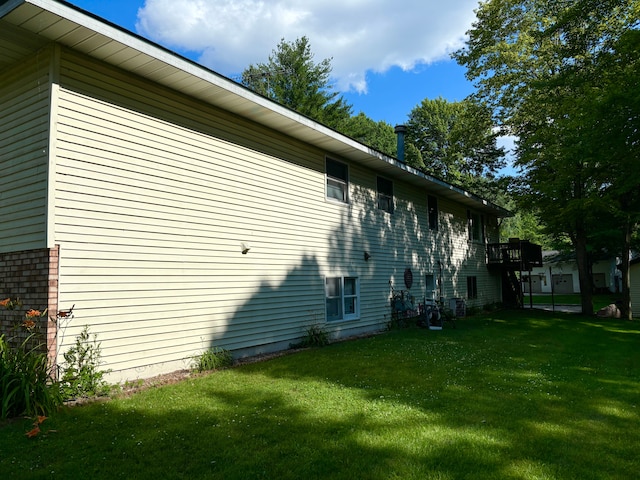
left=631, top=258, right=640, bottom=318
left=1, top=0, right=516, bottom=382
left=523, top=251, right=621, bottom=295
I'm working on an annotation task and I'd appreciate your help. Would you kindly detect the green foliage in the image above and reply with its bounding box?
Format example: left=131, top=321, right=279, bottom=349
left=2, top=312, right=639, bottom=478
left=241, top=36, right=352, bottom=129
left=453, top=0, right=639, bottom=315
left=295, top=324, right=330, bottom=348
left=499, top=208, right=554, bottom=247
left=338, top=113, right=397, bottom=157
left=191, top=346, right=233, bottom=373
left=405, top=97, right=505, bottom=186
left=60, top=326, right=109, bottom=399
left=0, top=301, right=62, bottom=419
left=0, top=333, right=62, bottom=419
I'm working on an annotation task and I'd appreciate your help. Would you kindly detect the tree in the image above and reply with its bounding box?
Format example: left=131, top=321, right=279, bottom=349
left=338, top=113, right=397, bottom=157
left=454, top=0, right=639, bottom=315
left=405, top=97, right=505, bottom=190
left=500, top=209, right=554, bottom=248
left=241, top=36, right=352, bottom=129
left=583, top=30, right=640, bottom=318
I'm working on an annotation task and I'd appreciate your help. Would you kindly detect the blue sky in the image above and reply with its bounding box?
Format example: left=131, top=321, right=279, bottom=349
left=67, top=0, right=479, bottom=127
left=343, top=63, right=475, bottom=127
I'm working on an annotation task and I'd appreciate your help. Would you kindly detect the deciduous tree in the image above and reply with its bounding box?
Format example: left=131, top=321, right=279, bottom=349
left=454, top=0, right=639, bottom=315
left=338, top=113, right=397, bottom=157
left=405, top=97, right=505, bottom=190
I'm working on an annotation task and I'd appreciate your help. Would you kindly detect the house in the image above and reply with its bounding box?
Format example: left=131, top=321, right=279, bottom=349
left=522, top=251, right=621, bottom=295
left=1, top=0, right=517, bottom=383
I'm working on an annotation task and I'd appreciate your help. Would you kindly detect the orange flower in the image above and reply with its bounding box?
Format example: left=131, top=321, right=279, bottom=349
left=25, top=425, right=40, bottom=438
left=25, top=309, right=41, bottom=318
left=22, top=319, right=36, bottom=330
left=37, top=415, right=47, bottom=424
left=0, top=298, right=10, bottom=308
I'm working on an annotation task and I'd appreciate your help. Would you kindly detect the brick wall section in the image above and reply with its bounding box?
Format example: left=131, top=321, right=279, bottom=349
left=0, top=246, right=59, bottom=371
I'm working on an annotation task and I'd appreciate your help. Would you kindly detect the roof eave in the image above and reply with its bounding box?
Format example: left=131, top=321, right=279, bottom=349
left=0, top=0, right=511, bottom=217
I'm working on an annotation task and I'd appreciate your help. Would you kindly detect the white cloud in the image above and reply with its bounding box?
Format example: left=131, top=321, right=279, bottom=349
left=136, top=0, right=478, bottom=93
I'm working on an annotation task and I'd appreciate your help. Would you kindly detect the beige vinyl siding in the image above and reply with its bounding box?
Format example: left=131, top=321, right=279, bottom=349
left=427, top=200, right=500, bottom=306
left=0, top=53, right=50, bottom=253
left=53, top=49, right=501, bottom=381
left=54, top=51, right=352, bottom=379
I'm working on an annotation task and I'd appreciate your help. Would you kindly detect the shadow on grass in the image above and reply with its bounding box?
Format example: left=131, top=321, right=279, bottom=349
left=2, top=310, right=639, bottom=479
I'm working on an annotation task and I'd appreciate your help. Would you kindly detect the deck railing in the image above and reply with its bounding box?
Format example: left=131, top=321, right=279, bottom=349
left=487, top=240, right=543, bottom=270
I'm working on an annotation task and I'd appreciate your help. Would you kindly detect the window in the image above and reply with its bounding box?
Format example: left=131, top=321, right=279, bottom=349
left=427, top=195, right=438, bottom=230
left=467, top=210, right=484, bottom=243
left=425, top=274, right=436, bottom=298
left=326, top=158, right=348, bottom=203
left=326, top=276, right=360, bottom=321
left=467, top=276, right=478, bottom=299
left=377, top=176, right=394, bottom=213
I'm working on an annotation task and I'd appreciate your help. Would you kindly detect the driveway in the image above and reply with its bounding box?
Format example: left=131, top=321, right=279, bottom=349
left=523, top=304, right=583, bottom=313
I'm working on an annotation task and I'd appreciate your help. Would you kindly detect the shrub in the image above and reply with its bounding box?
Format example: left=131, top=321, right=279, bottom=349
left=60, top=325, right=110, bottom=399
left=0, top=302, right=62, bottom=419
left=191, top=346, right=233, bottom=372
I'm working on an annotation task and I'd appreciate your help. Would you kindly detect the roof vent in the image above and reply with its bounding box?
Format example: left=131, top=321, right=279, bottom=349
left=394, top=125, right=407, bottom=162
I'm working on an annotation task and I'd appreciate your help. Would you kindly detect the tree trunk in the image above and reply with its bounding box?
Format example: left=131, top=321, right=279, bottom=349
left=619, top=215, right=632, bottom=320
left=574, top=231, right=594, bottom=316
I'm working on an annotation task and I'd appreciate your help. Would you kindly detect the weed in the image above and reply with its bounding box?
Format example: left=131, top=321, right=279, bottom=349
left=60, top=325, right=110, bottom=400
left=191, top=346, right=233, bottom=372
left=291, top=324, right=330, bottom=348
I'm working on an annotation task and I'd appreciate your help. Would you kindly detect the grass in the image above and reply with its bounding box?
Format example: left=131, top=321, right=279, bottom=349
left=1, top=310, right=639, bottom=479
left=527, top=293, right=620, bottom=310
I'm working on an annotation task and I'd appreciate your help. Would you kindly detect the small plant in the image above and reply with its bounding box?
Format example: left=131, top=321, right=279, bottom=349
left=292, top=324, right=330, bottom=348
left=191, top=346, right=233, bottom=372
left=0, top=301, right=62, bottom=418
left=60, top=325, right=110, bottom=399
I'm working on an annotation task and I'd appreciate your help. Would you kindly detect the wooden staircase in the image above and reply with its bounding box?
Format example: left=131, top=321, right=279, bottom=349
left=487, top=239, right=543, bottom=308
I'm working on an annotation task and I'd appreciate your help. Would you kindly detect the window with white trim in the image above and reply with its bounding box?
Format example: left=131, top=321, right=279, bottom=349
left=377, top=176, right=394, bottom=213
left=326, top=276, right=360, bottom=321
left=326, top=158, right=348, bottom=203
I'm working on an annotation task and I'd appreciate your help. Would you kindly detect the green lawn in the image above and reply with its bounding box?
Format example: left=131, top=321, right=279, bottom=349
left=527, top=293, right=620, bottom=310
left=2, top=310, right=639, bottom=479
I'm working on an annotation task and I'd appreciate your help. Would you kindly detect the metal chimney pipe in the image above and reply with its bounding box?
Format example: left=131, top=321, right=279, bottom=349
left=394, top=124, right=407, bottom=162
